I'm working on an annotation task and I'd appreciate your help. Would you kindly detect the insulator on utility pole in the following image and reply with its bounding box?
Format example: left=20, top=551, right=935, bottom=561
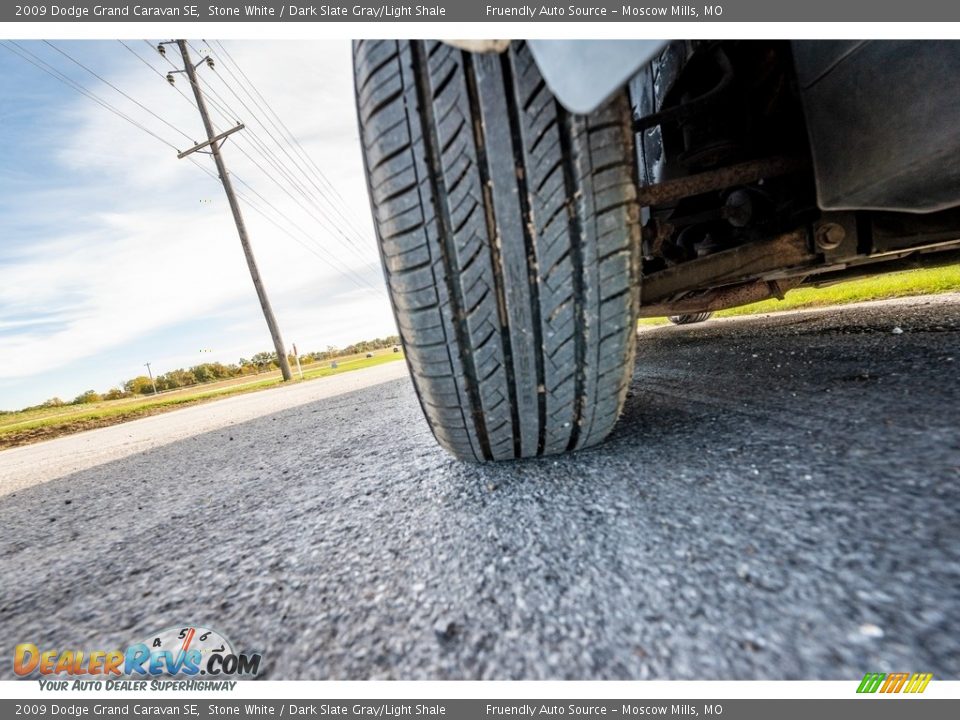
left=173, top=39, right=293, bottom=382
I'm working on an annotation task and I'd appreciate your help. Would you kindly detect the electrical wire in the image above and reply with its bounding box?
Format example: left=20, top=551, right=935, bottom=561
left=189, top=70, right=383, bottom=277
left=145, top=38, right=383, bottom=290
left=187, top=156, right=382, bottom=294
left=176, top=42, right=379, bottom=275
left=200, top=81, right=381, bottom=269
left=192, top=41, right=379, bottom=264
left=190, top=42, right=375, bottom=246
left=210, top=39, right=374, bottom=241
left=0, top=40, right=182, bottom=152
left=227, top=171, right=384, bottom=293
left=43, top=40, right=197, bottom=145
left=117, top=39, right=197, bottom=111
left=2, top=40, right=384, bottom=297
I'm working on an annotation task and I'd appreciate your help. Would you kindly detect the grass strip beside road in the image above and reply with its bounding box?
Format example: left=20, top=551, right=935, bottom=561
left=638, top=265, right=960, bottom=326
left=0, top=353, right=405, bottom=451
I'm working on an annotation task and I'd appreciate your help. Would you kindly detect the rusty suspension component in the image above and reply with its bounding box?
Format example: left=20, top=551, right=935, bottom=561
left=637, top=278, right=803, bottom=318
left=640, top=228, right=814, bottom=304
left=636, top=156, right=808, bottom=207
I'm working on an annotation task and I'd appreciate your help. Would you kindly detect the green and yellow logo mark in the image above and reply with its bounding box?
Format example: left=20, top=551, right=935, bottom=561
left=857, top=672, right=933, bottom=694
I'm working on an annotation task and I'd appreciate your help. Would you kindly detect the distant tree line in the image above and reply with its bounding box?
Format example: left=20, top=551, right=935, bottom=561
left=305, top=335, right=400, bottom=361
left=22, top=335, right=402, bottom=410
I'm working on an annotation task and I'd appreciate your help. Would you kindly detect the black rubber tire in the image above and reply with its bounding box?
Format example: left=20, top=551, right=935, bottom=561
left=668, top=312, right=714, bottom=325
left=354, top=40, right=641, bottom=461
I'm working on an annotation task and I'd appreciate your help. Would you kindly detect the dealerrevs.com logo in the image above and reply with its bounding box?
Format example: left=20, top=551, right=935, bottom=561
left=14, top=625, right=261, bottom=689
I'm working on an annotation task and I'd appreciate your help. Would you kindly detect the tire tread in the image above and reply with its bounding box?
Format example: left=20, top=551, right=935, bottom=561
left=354, top=40, right=639, bottom=461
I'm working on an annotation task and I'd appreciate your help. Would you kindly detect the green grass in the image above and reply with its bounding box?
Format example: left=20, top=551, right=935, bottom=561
left=299, top=353, right=399, bottom=380
left=0, top=352, right=405, bottom=449
left=638, top=264, right=960, bottom=326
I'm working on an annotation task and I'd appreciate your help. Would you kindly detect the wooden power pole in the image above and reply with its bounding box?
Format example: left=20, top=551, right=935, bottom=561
left=172, top=39, right=292, bottom=381
left=144, top=362, right=158, bottom=395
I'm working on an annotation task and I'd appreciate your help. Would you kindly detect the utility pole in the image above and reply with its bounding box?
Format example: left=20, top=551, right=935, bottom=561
left=166, top=39, right=292, bottom=381
left=144, top=362, right=158, bottom=395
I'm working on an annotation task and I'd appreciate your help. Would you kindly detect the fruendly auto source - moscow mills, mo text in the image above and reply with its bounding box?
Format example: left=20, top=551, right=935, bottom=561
left=485, top=4, right=710, bottom=17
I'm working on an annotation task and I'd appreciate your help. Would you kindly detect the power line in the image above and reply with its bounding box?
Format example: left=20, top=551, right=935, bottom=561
left=0, top=40, right=181, bottom=152
left=2, top=40, right=384, bottom=298
left=211, top=45, right=378, bottom=258
left=187, top=72, right=383, bottom=277
left=235, top=186, right=383, bottom=293
left=173, top=43, right=379, bottom=275
left=143, top=38, right=382, bottom=290
left=117, top=39, right=197, bottom=111
left=150, top=49, right=382, bottom=293
left=193, top=41, right=379, bottom=265
left=229, top=171, right=385, bottom=293
left=193, top=83, right=379, bottom=272
left=210, top=39, right=374, bottom=241
left=43, top=40, right=196, bottom=145
left=185, top=153, right=382, bottom=295
left=188, top=42, right=377, bottom=254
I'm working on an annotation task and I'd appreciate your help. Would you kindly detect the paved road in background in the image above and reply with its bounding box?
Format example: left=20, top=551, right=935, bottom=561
left=1, top=296, right=957, bottom=679
left=0, top=361, right=409, bottom=496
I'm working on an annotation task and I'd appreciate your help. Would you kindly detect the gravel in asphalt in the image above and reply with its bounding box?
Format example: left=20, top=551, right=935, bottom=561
left=1, top=296, right=957, bottom=679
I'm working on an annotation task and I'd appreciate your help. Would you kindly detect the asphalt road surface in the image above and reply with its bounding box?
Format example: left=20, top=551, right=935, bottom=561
left=0, top=361, right=409, bottom=497
left=1, top=295, right=957, bottom=680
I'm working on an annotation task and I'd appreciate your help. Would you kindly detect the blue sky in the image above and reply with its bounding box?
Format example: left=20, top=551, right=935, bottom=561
left=0, top=40, right=394, bottom=411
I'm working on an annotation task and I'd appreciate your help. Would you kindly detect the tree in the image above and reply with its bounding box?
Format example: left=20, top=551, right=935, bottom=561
left=209, top=362, right=233, bottom=379
left=191, top=364, right=213, bottom=383
left=124, top=376, right=155, bottom=395
left=156, top=369, right=196, bottom=390
left=250, top=351, right=277, bottom=372
left=73, top=390, right=101, bottom=404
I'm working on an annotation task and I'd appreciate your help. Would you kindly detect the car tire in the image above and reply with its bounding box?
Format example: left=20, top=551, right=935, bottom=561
left=354, top=40, right=641, bottom=461
left=667, top=312, right=714, bottom=325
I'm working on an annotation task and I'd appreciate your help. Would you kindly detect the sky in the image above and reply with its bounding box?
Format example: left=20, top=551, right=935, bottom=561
left=0, top=39, right=395, bottom=411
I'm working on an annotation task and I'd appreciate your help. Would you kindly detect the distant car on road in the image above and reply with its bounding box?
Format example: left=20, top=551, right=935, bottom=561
left=355, top=39, right=960, bottom=461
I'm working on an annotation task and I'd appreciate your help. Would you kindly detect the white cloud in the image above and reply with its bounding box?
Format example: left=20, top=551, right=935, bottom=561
left=0, top=39, right=395, bottom=407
